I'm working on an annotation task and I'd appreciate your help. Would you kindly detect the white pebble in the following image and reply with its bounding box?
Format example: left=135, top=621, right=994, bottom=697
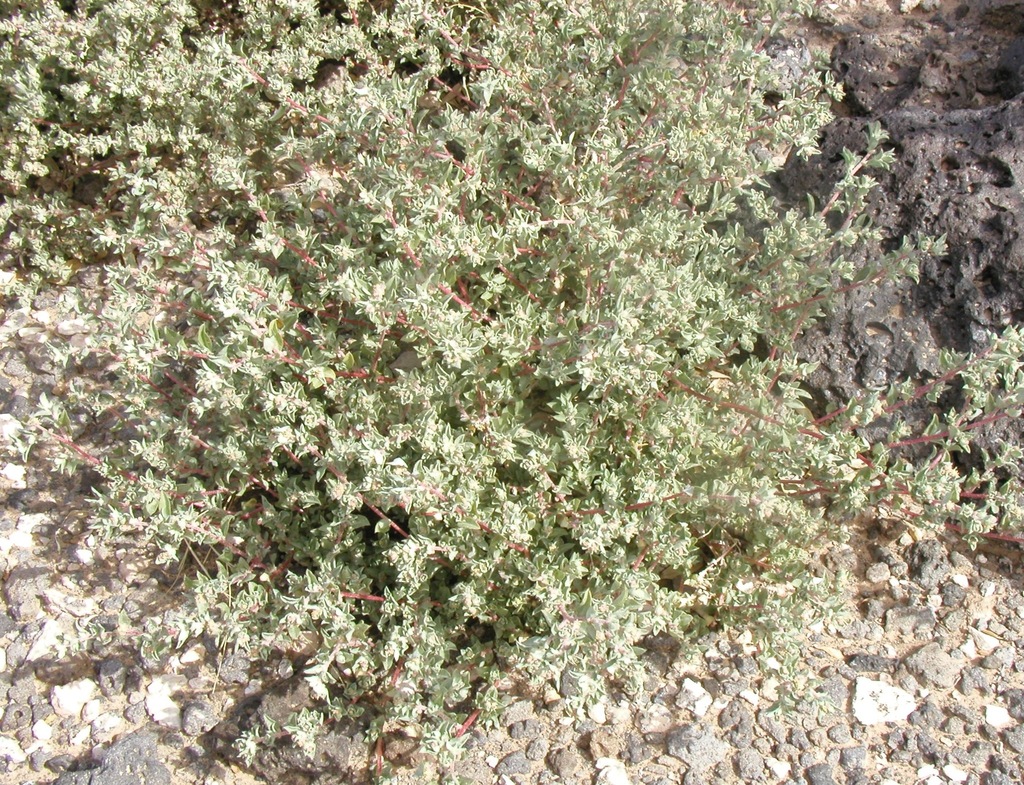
left=26, top=620, right=64, bottom=662
left=0, top=415, right=22, bottom=442
left=853, top=677, right=917, bottom=725
left=146, top=692, right=181, bottom=729
left=969, top=628, right=1001, bottom=657
left=595, top=757, right=632, bottom=785
left=52, top=679, right=99, bottom=719
left=765, top=757, right=791, bottom=779
left=739, top=689, right=760, bottom=708
left=587, top=701, right=607, bottom=724
left=74, top=547, right=95, bottom=565
left=1, top=463, right=26, bottom=488
left=680, top=678, right=713, bottom=717
left=985, top=705, right=1013, bottom=729
left=0, top=736, right=27, bottom=764
left=32, top=720, right=53, bottom=741
left=91, top=713, right=124, bottom=740
left=943, top=764, right=969, bottom=783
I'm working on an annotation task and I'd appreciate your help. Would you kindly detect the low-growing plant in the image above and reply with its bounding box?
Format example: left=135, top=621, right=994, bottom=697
left=7, top=0, right=1024, bottom=776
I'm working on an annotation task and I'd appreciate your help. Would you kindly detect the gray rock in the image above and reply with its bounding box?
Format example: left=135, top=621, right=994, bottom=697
left=625, top=733, right=652, bottom=763
left=907, top=540, right=950, bottom=589
left=789, top=728, right=811, bottom=751
left=495, top=750, right=531, bottom=777
left=908, top=699, right=944, bottom=729
left=1003, top=688, right=1024, bottom=720
left=982, top=647, right=1015, bottom=671
left=735, top=748, right=764, bottom=780
left=181, top=701, right=218, bottom=736
left=958, top=666, right=990, bottom=695
left=547, top=746, right=582, bottom=778
left=3, top=565, right=47, bottom=621
left=1003, top=728, right=1024, bottom=754
left=904, top=643, right=964, bottom=689
left=1, top=701, right=31, bottom=732
left=806, top=763, right=836, bottom=785
left=97, top=659, right=128, bottom=698
left=757, top=711, right=788, bottom=744
left=941, top=583, right=967, bottom=607
left=665, top=725, right=728, bottom=772
left=827, top=725, right=851, bottom=744
left=217, top=653, right=249, bottom=684
left=846, top=653, right=896, bottom=673
left=501, top=699, right=536, bottom=726
left=526, top=738, right=549, bottom=761
left=885, top=607, right=936, bottom=635
left=559, top=669, right=581, bottom=699
left=839, top=746, right=867, bottom=770
left=52, top=731, right=170, bottom=785
left=509, top=718, right=541, bottom=740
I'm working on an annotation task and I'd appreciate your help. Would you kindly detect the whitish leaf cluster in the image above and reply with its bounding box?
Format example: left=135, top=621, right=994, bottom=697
left=7, top=0, right=1023, bottom=773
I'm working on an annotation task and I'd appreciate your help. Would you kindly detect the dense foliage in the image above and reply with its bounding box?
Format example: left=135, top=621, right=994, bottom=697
left=5, top=0, right=1023, bottom=772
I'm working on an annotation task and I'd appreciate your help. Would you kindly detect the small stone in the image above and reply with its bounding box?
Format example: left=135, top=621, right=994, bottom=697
left=589, top=727, right=626, bottom=759
left=1004, top=728, right=1024, bottom=754
left=865, top=563, right=891, bottom=583
left=548, top=747, right=582, bottom=778
left=638, top=704, right=673, bottom=734
left=904, top=644, right=963, bottom=689
left=943, top=764, right=969, bottom=783
left=676, top=678, right=714, bottom=717
left=90, top=712, right=124, bottom=741
left=145, top=679, right=185, bottom=730
left=806, top=763, right=836, bottom=785
left=97, top=659, right=128, bottom=698
left=765, top=757, right=791, bottom=779
left=501, top=699, right=535, bottom=726
left=56, top=318, right=89, bottom=336
left=495, top=751, right=530, bottom=777
left=846, top=654, right=896, bottom=673
left=969, top=628, right=1001, bottom=657
left=983, top=647, right=1015, bottom=671
left=182, top=701, right=218, bottom=736
left=665, top=725, right=728, bottom=772
left=985, top=705, right=1013, bottom=729
left=596, top=757, right=632, bottom=785
left=0, top=735, right=27, bottom=764
left=959, top=667, right=990, bottom=695
left=907, top=540, right=949, bottom=589
left=853, top=678, right=917, bottom=725
left=735, top=747, right=764, bottom=779
left=25, top=620, right=63, bottom=662
left=588, top=702, right=608, bottom=724
left=32, top=720, right=53, bottom=741
left=885, top=607, right=936, bottom=635
left=2, top=463, right=26, bottom=488
left=526, top=738, right=549, bottom=761
left=827, top=725, right=851, bottom=744
left=217, top=653, right=250, bottom=684
left=839, top=746, right=866, bottom=770
left=509, top=719, right=541, bottom=740
left=51, top=678, right=99, bottom=719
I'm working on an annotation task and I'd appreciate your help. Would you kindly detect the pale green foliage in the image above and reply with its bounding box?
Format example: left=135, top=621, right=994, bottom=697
left=7, top=0, right=1024, bottom=771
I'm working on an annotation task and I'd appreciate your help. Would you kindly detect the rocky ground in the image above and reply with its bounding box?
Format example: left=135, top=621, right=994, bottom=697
left=3, top=1, right=1024, bottom=784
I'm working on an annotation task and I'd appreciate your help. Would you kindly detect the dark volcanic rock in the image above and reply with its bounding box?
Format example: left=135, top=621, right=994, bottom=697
left=52, top=732, right=170, bottom=785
